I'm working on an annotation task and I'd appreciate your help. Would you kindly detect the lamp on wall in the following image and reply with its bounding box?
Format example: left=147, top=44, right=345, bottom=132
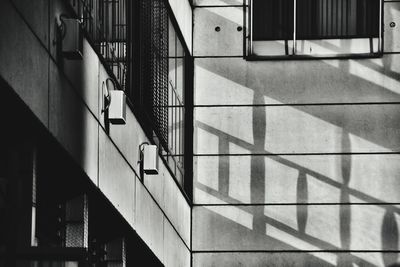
left=138, top=143, right=159, bottom=176
left=59, top=15, right=83, bottom=60
left=102, top=78, right=126, bottom=125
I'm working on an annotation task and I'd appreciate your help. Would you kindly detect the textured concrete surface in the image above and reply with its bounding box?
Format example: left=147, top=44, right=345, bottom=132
left=193, top=205, right=400, bottom=251
left=194, top=7, right=244, bottom=56
left=11, top=0, right=49, bottom=48
left=194, top=154, right=400, bottom=204
left=0, top=0, right=49, bottom=127
left=135, top=180, right=165, bottom=262
left=62, top=39, right=100, bottom=118
left=49, top=60, right=99, bottom=184
left=193, top=252, right=400, bottom=267
left=163, top=171, right=191, bottom=247
left=384, top=2, right=400, bottom=53
left=99, top=129, right=135, bottom=226
left=192, top=1, right=400, bottom=266
left=169, top=0, right=192, bottom=53
left=194, top=0, right=243, bottom=6
left=194, top=55, right=400, bottom=105
left=194, top=105, right=400, bottom=154
left=144, top=162, right=191, bottom=248
left=164, top=219, right=191, bottom=267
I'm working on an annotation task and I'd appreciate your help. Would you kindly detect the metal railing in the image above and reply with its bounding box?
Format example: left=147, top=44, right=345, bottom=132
left=66, top=0, right=128, bottom=90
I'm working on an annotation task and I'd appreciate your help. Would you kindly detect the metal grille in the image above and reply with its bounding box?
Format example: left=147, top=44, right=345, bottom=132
left=65, top=195, right=89, bottom=248
left=140, top=0, right=169, bottom=148
left=66, top=0, right=128, bottom=90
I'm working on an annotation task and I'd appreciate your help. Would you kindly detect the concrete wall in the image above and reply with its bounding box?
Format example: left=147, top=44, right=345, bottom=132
left=0, top=0, right=191, bottom=265
left=192, top=0, right=400, bottom=266
left=169, top=0, right=193, bottom=53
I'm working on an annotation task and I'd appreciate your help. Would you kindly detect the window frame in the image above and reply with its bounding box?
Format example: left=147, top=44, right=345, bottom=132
left=246, top=0, right=384, bottom=60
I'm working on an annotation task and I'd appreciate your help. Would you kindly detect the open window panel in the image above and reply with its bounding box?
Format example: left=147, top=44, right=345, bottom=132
left=247, top=0, right=383, bottom=58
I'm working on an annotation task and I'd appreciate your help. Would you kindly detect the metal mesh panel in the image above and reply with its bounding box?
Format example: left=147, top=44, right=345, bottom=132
left=140, top=0, right=169, bottom=148
left=65, top=195, right=88, bottom=248
left=65, top=224, right=84, bottom=248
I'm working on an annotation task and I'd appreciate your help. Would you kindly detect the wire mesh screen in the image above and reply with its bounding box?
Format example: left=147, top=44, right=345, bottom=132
left=139, top=0, right=169, bottom=148
left=65, top=195, right=89, bottom=248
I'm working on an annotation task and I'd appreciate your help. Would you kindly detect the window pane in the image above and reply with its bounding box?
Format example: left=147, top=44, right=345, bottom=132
left=176, top=58, right=185, bottom=105
left=253, top=0, right=379, bottom=41
left=253, top=0, right=294, bottom=40
left=296, top=0, right=380, bottom=39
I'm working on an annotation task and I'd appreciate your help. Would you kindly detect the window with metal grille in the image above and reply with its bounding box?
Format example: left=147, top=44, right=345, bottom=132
left=139, top=0, right=170, bottom=148
left=65, top=0, right=192, bottom=193
left=249, top=0, right=382, bottom=57
left=138, top=0, right=188, bottom=185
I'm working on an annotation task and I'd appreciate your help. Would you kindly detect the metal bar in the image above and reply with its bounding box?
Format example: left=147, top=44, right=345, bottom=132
left=293, top=0, right=296, bottom=55
left=249, top=0, right=253, bottom=55
left=378, top=0, right=382, bottom=52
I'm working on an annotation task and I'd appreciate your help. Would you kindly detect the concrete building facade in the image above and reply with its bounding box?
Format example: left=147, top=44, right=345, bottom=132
left=0, top=0, right=192, bottom=266
left=1, top=0, right=400, bottom=266
left=192, top=0, right=400, bottom=266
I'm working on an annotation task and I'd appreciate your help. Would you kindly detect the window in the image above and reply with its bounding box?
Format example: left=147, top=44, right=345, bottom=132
left=249, top=0, right=382, bottom=57
left=167, top=19, right=186, bottom=185
left=137, top=0, right=191, bottom=188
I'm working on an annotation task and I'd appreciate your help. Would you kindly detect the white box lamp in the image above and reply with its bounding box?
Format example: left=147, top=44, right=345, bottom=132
left=143, top=145, right=159, bottom=175
left=109, top=90, right=126, bottom=125
left=61, top=18, right=83, bottom=59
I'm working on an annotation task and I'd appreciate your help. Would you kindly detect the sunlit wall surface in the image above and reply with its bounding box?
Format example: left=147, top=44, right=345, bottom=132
left=192, top=0, right=400, bottom=266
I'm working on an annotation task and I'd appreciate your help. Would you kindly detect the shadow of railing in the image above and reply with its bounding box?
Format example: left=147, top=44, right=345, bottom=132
left=195, top=116, right=400, bottom=266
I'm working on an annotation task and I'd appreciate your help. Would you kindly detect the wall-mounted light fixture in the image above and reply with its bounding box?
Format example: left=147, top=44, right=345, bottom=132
left=102, top=78, right=126, bottom=125
left=138, top=143, right=159, bottom=175
left=59, top=15, right=83, bottom=59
